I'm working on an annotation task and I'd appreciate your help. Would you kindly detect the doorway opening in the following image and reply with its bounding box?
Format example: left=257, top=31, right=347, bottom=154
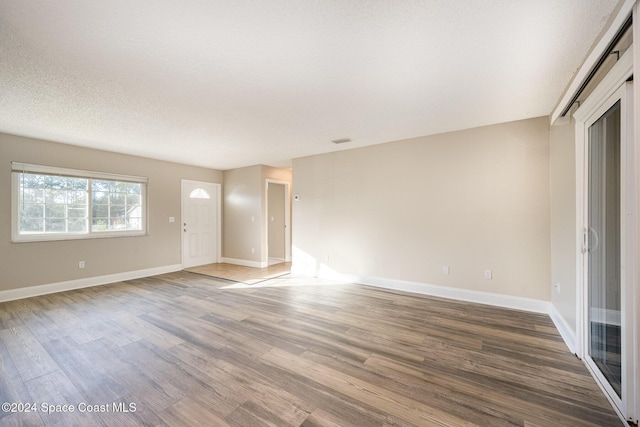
left=265, top=180, right=291, bottom=265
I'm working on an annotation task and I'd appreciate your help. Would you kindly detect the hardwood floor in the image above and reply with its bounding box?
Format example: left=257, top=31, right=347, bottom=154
left=184, top=262, right=292, bottom=284
left=0, top=272, right=622, bottom=426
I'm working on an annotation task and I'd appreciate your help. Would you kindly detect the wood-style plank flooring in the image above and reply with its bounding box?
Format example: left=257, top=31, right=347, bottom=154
left=0, top=272, right=622, bottom=426
left=184, top=262, right=291, bottom=284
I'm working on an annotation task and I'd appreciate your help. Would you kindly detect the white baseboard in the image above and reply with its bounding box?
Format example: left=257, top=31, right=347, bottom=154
left=303, top=268, right=584, bottom=353
left=222, top=257, right=268, bottom=268
left=312, top=269, right=551, bottom=314
left=548, top=304, right=577, bottom=354
left=0, top=264, right=183, bottom=303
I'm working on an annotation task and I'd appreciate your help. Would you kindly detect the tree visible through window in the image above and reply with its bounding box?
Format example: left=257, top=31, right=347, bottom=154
left=19, top=174, right=88, bottom=234
left=91, top=180, right=143, bottom=232
left=12, top=163, right=147, bottom=241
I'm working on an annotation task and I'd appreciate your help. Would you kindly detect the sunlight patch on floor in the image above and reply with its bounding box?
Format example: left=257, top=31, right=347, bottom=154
left=219, top=275, right=350, bottom=289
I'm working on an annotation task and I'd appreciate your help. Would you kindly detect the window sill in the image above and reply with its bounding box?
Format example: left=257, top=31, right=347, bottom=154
left=11, top=231, right=148, bottom=243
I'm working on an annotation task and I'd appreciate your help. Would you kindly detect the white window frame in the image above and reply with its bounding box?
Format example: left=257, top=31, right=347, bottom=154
left=11, top=162, right=148, bottom=242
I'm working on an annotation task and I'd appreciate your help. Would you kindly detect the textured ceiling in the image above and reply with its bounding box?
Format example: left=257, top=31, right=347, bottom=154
left=0, top=1, right=621, bottom=170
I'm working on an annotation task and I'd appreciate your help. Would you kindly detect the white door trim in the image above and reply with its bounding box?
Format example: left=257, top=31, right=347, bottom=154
left=265, top=179, right=291, bottom=262
left=181, top=179, right=222, bottom=267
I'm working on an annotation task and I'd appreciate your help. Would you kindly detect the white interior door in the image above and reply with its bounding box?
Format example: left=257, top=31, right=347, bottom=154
left=181, top=180, right=220, bottom=268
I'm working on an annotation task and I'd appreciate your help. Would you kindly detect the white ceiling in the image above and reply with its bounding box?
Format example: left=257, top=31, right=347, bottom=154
left=0, top=1, right=621, bottom=170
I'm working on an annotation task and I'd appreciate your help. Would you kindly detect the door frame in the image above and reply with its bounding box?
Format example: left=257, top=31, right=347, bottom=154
left=265, top=179, right=291, bottom=262
left=181, top=179, right=222, bottom=267
left=573, top=49, right=637, bottom=423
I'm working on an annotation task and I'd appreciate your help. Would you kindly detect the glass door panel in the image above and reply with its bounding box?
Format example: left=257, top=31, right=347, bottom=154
left=587, top=100, right=621, bottom=397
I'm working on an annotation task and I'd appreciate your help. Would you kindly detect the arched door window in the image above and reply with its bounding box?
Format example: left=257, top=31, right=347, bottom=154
left=189, top=188, right=210, bottom=199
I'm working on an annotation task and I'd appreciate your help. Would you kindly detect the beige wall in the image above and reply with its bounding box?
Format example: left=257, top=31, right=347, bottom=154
left=223, top=165, right=291, bottom=264
left=0, top=132, right=222, bottom=291
left=549, top=120, right=577, bottom=331
left=292, top=117, right=552, bottom=301
left=223, top=165, right=262, bottom=262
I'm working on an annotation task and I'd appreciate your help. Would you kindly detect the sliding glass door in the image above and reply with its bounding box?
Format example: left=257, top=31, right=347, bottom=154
left=587, top=100, right=622, bottom=397
left=577, top=79, right=636, bottom=423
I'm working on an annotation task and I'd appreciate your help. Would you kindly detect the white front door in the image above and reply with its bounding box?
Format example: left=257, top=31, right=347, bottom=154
left=181, top=180, right=220, bottom=268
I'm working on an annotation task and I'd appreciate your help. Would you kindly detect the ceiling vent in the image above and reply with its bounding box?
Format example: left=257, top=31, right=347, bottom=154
left=331, top=138, right=351, bottom=144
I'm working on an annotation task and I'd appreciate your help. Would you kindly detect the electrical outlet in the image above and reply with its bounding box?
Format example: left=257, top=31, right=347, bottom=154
left=554, top=283, right=561, bottom=294
left=442, top=266, right=450, bottom=275
left=251, top=248, right=255, bottom=254
left=484, top=269, right=492, bottom=280
left=79, top=261, right=85, bottom=269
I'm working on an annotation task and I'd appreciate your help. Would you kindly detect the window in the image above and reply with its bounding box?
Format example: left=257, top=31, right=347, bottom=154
left=189, top=188, right=210, bottom=199
left=91, top=179, right=143, bottom=232
left=12, top=162, right=147, bottom=242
